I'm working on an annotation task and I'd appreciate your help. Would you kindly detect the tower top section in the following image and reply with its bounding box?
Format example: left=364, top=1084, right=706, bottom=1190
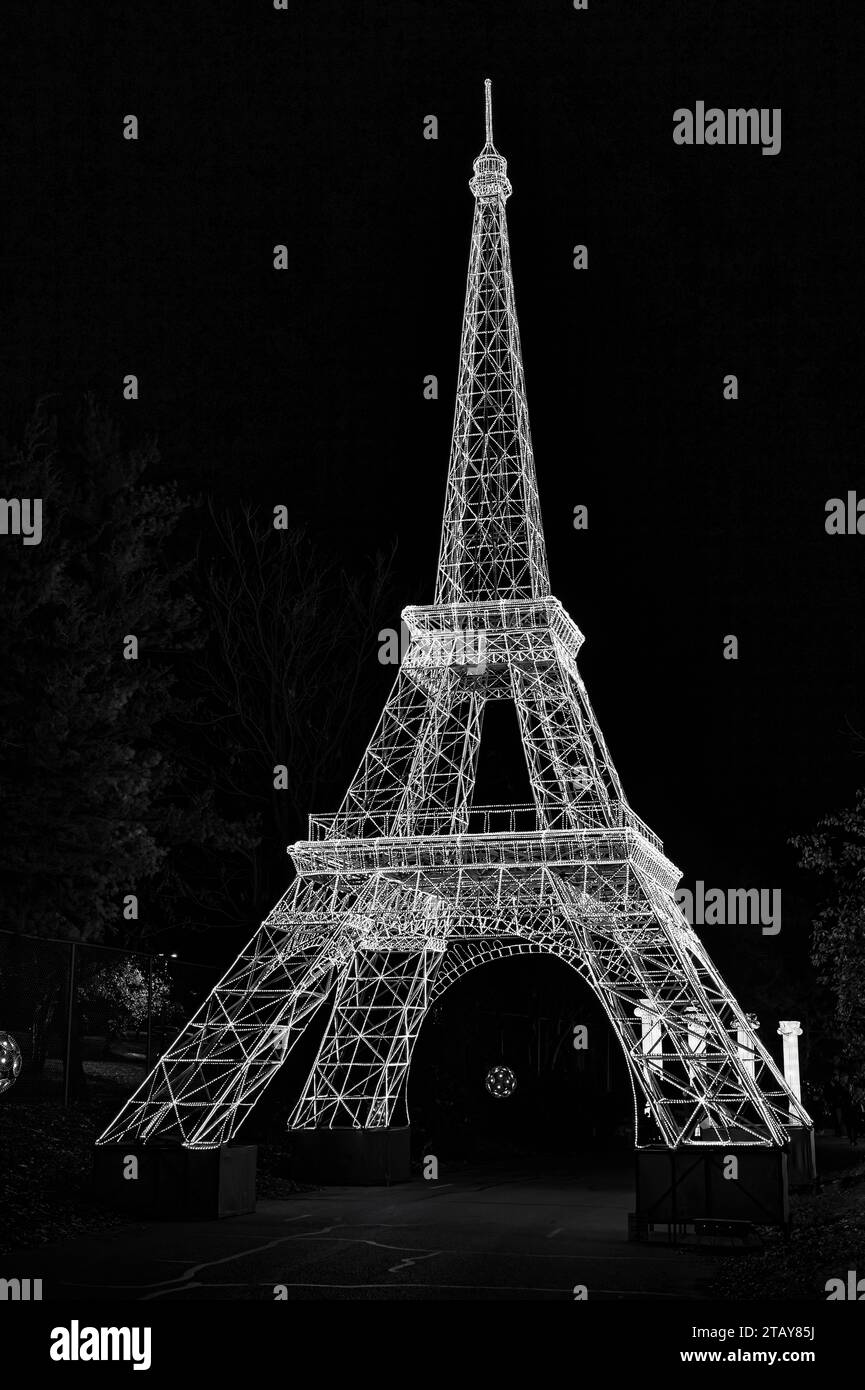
left=469, top=79, right=512, bottom=203
left=436, top=80, right=549, bottom=605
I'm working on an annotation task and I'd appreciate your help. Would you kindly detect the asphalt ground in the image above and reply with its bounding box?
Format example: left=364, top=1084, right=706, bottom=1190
left=5, top=1156, right=722, bottom=1301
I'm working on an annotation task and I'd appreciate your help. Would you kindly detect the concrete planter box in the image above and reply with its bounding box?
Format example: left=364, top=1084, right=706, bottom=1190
left=631, top=1144, right=790, bottom=1241
left=786, top=1126, right=817, bottom=1189
left=93, top=1143, right=257, bottom=1218
left=288, top=1125, right=411, bottom=1184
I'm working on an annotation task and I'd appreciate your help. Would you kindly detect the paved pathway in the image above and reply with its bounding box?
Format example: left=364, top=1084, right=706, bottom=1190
left=6, top=1158, right=722, bottom=1301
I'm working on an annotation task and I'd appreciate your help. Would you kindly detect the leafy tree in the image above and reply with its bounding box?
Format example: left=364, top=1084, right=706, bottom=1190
left=79, top=955, right=181, bottom=1039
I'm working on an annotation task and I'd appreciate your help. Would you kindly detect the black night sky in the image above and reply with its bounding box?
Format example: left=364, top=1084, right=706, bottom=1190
left=5, top=0, right=865, bottom=986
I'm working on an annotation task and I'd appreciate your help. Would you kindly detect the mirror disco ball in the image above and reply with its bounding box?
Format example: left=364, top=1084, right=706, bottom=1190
left=0, top=1031, right=23, bottom=1096
left=485, top=1064, right=517, bottom=1099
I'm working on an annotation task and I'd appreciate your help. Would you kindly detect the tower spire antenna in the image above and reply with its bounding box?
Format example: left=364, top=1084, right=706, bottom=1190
left=484, top=77, right=493, bottom=145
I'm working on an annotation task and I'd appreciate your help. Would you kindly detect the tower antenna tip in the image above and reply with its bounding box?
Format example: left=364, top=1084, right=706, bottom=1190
left=484, top=79, right=493, bottom=144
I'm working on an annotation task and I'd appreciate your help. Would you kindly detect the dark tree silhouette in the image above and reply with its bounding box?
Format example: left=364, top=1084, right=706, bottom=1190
left=188, top=502, right=395, bottom=921
left=0, top=401, right=248, bottom=948
left=791, top=789, right=865, bottom=1067
left=0, top=401, right=396, bottom=1092
left=0, top=402, right=250, bottom=1090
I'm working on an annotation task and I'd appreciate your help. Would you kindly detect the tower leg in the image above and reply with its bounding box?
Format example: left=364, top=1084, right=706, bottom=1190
left=96, top=877, right=359, bottom=1147
left=551, top=872, right=811, bottom=1147
left=289, top=945, right=443, bottom=1132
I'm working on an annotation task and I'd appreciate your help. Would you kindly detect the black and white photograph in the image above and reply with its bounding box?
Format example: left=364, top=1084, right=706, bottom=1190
left=2, top=0, right=864, bottom=1368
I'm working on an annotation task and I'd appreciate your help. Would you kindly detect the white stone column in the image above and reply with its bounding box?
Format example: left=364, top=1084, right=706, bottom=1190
left=634, top=998, right=663, bottom=1075
left=777, top=1020, right=803, bottom=1114
left=685, top=1006, right=707, bottom=1057
left=683, top=1007, right=709, bottom=1135
left=737, top=1012, right=760, bottom=1078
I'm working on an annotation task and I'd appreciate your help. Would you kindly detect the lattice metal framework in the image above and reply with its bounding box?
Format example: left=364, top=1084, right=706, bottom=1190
left=98, top=81, right=811, bottom=1153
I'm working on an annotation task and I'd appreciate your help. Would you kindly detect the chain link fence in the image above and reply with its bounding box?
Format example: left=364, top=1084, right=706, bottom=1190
left=0, top=930, right=219, bottom=1105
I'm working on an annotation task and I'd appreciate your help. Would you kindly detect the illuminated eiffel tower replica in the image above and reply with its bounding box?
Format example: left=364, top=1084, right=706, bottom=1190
left=99, top=83, right=811, bottom=1195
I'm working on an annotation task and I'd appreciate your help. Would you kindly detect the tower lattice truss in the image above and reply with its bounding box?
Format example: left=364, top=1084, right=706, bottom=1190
left=99, top=82, right=810, bottom=1152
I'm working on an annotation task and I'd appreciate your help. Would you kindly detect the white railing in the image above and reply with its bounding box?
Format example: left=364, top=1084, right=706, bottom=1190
left=307, top=799, right=661, bottom=851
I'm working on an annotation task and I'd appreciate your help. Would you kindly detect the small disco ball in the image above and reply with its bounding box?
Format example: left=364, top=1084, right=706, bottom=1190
left=485, top=1064, right=517, bottom=1099
left=0, top=1031, right=23, bottom=1096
